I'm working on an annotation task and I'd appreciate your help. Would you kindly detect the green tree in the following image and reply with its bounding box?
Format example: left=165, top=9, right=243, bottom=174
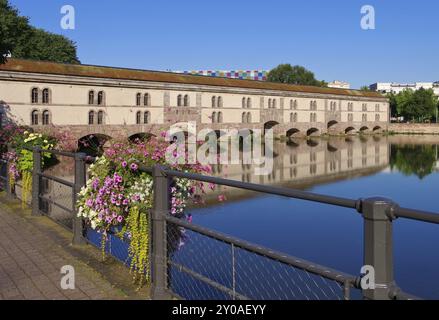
left=387, top=93, right=398, bottom=118
left=267, top=64, right=326, bottom=87
left=0, top=0, right=32, bottom=63
left=395, top=88, right=437, bottom=122
left=0, top=0, right=79, bottom=64
left=360, top=86, right=371, bottom=92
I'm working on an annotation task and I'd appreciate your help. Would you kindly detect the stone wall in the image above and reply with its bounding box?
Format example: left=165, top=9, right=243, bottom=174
left=389, top=123, right=439, bottom=135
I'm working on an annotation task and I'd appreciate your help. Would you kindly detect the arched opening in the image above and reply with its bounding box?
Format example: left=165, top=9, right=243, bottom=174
left=31, top=88, right=39, bottom=104
left=129, top=133, right=156, bottom=144
left=327, top=120, right=338, bottom=129
left=360, top=126, right=370, bottom=133
left=286, top=128, right=301, bottom=138
left=217, top=112, right=223, bottom=124
left=144, top=93, right=150, bottom=106
left=97, top=110, right=104, bottom=125
left=264, top=121, right=280, bottom=135
left=88, top=91, right=95, bottom=105
left=42, top=89, right=50, bottom=104
left=373, top=126, right=382, bottom=132
left=144, top=111, right=150, bottom=124
left=306, top=128, right=320, bottom=137
left=78, top=134, right=112, bottom=156
left=31, top=110, right=39, bottom=125
left=345, top=127, right=356, bottom=135
left=42, top=110, right=50, bottom=125
left=97, top=91, right=105, bottom=105
left=88, top=111, right=95, bottom=125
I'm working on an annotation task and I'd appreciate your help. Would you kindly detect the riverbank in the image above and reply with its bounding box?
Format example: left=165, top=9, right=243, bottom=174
left=388, top=123, right=439, bottom=135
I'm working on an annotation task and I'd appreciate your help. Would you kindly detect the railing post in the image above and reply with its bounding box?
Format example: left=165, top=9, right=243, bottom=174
left=360, top=197, right=397, bottom=300
left=150, top=165, right=171, bottom=300
left=31, top=147, right=42, bottom=216
left=72, top=152, right=87, bottom=245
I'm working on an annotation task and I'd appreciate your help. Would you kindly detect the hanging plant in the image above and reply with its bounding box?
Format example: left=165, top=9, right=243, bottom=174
left=77, top=137, right=214, bottom=288
left=8, top=131, right=56, bottom=206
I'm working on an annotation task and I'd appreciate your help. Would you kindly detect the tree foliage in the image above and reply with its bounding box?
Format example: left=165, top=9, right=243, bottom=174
left=0, top=0, right=79, bottom=64
left=267, top=64, right=326, bottom=87
left=360, top=86, right=371, bottom=92
left=389, top=88, right=438, bottom=122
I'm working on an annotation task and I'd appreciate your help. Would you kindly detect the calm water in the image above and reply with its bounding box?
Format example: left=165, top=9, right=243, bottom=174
left=188, top=135, right=439, bottom=299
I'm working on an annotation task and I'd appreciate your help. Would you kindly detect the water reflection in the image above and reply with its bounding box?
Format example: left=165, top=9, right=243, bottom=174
left=208, top=136, right=390, bottom=203
left=390, top=144, right=438, bottom=179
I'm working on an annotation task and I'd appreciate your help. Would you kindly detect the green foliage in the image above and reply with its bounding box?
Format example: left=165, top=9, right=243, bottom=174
left=10, top=131, right=56, bottom=206
left=267, top=64, right=326, bottom=87
left=390, top=88, right=438, bottom=122
left=390, top=144, right=437, bottom=179
left=120, top=206, right=150, bottom=288
left=387, top=92, right=398, bottom=118
left=360, top=86, right=371, bottom=92
left=0, top=0, right=79, bottom=64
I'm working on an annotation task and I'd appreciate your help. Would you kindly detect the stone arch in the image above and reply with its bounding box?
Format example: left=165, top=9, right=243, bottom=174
left=286, top=128, right=301, bottom=138
left=360, top=126, right=370, bottom=133
left=129, top=132, right=156, bottom=143
left=327, top=120, right=338, bottom=129
left=263, top=121, right=280, bottom=136
left=373, top=126, right=383, bottom=132
left=345, top=127, right=356, bottom=135
left=306, top=127, right=320, bottom=137
left=78, top=133, right=112, bottom=156
left=264, top=121, right=279, bottom=131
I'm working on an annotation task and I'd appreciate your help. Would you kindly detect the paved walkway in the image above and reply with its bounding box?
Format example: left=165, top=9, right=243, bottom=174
left=0, top=197, right=137, bottom=300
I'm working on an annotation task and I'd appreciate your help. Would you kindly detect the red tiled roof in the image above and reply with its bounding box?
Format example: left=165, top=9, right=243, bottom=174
left=0, top=59, right=385, bottom=99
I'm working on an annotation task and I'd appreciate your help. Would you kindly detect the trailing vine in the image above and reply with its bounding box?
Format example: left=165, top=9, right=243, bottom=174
left=21, top=170, right=32, bottom=208
left=120, top=206, right=150, bottom=288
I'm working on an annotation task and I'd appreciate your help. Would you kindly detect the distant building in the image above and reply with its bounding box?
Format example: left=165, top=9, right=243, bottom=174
left=174, top=70, right=269, bottom=81
left=328, top=80, right=350, bottom=89
left=370, top=82, right=439, bottom=96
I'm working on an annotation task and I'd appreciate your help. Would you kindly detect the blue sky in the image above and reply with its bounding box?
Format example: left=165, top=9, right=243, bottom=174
left=8, top=0, right=439, bottom=88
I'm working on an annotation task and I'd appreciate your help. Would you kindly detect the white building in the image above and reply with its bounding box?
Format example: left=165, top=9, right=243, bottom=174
left=328, top=80, right=350, bottom=89
left=370, top=82, right=439, bottom=96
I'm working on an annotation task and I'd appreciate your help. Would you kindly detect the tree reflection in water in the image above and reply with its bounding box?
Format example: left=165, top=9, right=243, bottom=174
left=390, top=144, right=438, bottom=179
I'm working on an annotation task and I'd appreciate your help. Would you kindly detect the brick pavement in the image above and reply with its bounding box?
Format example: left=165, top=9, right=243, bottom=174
left=0, top=198, right=136, bottom=300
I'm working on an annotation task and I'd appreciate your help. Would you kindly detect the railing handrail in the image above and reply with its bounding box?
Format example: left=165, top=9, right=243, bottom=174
left=138, top=164, right=439, bottom=225
left=166, top=215, right=359, bottom=286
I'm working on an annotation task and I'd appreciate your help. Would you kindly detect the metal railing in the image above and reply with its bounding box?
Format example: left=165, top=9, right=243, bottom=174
left=1, top=148, right=439, bottom=300
left=144, top=165, right=439, bottom=300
